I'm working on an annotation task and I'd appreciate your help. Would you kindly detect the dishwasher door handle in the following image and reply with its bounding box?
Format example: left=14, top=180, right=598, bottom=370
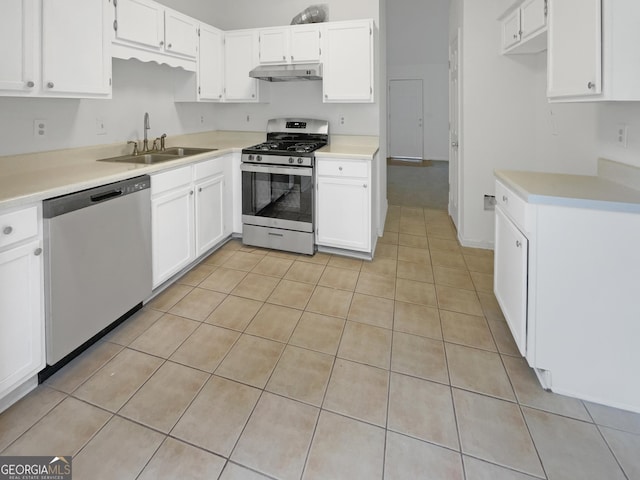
left=91, top=189, right=123, bottom=203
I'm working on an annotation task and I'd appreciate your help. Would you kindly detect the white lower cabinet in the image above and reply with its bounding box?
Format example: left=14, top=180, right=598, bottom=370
left=0, top=205, right=44, bottom=405
left=494, top=203, right=528, bottom=356
left=316, top=157, right=371, bottom=253
left=494, top=177, right=640, bottom=412
left=151, top=155, right=231, bottom=288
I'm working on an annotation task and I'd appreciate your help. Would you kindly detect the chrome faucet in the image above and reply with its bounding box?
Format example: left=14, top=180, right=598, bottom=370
left=142, top=112, right=150, bottom=152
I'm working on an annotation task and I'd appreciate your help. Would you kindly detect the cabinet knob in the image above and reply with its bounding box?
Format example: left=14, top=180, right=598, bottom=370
left=291, top=55, right=294, bottom=61
left=168, top=43, right=172, bottom=48
left=282, top=55, right=286, bottom=60
left=219, top=94, right=222, bottom=98
left=363, top=184, right=368, bottom=189
left=3, top=226, right=13, bottom=235
left=324, top=94, right=328, bottom=99
left=502, top=195, right=508, bottom=203
left=338, top=166, right=343, bottom=171
left=516, top=240, right=521, bottom=248
left=190, top=190, right=194, bottom=196
left=199, top=187, right=202, bottom=192
left=159, top=40, right=164, bottom=46
left=588, top=81, right=595, bottom=90
left=251, top=94, right=255, bottom=98
left=47, top=82, right=54, bottom=88
left=26, top=81, right=35, bottom=88
left=34, top=247, right=43, bottom=256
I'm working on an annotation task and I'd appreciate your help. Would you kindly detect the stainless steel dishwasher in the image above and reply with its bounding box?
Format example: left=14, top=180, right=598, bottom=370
left=42, top=175, right=152, bottom=368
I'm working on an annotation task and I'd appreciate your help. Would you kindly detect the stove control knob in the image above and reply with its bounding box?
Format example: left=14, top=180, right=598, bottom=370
left=289, top=157, right=294, bottom=164
left=297, top=157, right=304, bottom=164
left=257, top=155, right=262, bottom=162
left=248, top=154, right=254, bottom=161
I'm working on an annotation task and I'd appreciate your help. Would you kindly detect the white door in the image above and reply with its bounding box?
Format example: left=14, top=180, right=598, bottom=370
left=449, top=33, right=460, bottom=228
left=494, top=207, right=528, bottom=357
left=199, top=24, right=224, bottom=101
left=195, top=174, right=225, bottom=256
left=388, top=79, right=423, bottom=160
left=0, top=239, right=44, bottom=398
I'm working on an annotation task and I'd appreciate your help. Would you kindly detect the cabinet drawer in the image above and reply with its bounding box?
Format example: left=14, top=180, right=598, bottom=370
left=151, top=165, right=192, bottom=196
left=0, top=206, right=38, bottom=249
left=194, top=157, right=223, bottom=181
left=317, top=159, right=368, bottom=178
left=495, top=180, right=528, bottom=230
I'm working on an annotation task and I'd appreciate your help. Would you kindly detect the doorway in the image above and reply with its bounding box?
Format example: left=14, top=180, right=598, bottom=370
left=388, top=79, right=423, bottom=160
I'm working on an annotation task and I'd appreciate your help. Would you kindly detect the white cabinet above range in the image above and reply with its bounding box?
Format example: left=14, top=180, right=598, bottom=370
left=258, top=24, right=321, bottom=64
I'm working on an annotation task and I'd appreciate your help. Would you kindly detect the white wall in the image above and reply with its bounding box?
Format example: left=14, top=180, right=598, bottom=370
left=455, top=0, right=599, bottom=248
left=0, top=59, right=217, bottom=157
left=387, top=0, right=449, bottom=161
left=192, top=0, right=381, bottom=138
left=0, top=0, right=381, bottom=157
left=597, top=103, right=640, bottom=169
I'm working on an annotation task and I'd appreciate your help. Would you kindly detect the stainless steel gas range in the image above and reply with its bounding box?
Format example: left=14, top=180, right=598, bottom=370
left=241, top=118, right=329, bottom=255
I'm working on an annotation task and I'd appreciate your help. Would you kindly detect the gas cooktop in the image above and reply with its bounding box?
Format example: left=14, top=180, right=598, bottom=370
left=242, top=118, right=329, bottom=166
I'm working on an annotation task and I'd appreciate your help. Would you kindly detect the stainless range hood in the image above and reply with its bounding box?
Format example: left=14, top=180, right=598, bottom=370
left=249, top=63, right=322, bottom=82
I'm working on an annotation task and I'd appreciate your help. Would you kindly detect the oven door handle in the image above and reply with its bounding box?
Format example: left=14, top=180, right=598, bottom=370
left=241, top=163, right=313, bottom=177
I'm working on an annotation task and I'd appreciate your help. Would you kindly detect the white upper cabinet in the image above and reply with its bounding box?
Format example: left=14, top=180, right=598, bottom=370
left=290, top=24, right=321, bottom=63
left=113, top=0, right=164, bottom=50
left=224, top=29, right=261, bottom=102
left=164, top=9, right=198, bottom=59
left=0, top=0, right=111, bottom=98
left=113, top=0, right=198, bottom=71
left=258, top=24, right=320, bottom=64
left=500, top=0, right=548, bottom=54
left=198, top=24, right=224, bottom=101
left=259, top=27, right=289, bottom=64
left=322, top=19, right=374, bottom=103
left=548, top=0, right=640, bottom=101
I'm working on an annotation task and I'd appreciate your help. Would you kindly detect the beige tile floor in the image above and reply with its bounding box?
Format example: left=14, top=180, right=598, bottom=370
left=2, top=206, right=640, bottom=479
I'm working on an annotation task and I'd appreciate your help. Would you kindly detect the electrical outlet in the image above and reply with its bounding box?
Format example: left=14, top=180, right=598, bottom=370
left=33, top=119, right=47, bottom=138
left=339, top=114, right=345, bottom=125
left=616, top=124, right=628, bottom=148
left=484, top=194, right=496, bottom=211
left=200, top=115, right=205, bottom=124
left=96, top=117, right=107, bottom=135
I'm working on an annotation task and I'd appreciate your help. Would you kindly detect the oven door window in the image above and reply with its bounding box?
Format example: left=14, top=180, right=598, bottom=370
left=242, top=169, right=313, bottom=224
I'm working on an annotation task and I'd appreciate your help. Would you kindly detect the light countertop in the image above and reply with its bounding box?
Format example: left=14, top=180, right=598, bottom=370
left=0, top=131, right=378, bottom=210
left=495, top=166, right=640, bottom=213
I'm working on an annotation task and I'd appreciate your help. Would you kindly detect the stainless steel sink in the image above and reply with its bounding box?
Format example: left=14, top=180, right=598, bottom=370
left=162, top=147, right=217, bottom=156
left=97, top=147, right=217, bottom=165
left=97, top=153, right=180, bottom=165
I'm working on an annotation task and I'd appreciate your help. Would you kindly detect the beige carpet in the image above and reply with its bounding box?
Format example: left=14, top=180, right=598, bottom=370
left=387, top=159, right=449, bottom=210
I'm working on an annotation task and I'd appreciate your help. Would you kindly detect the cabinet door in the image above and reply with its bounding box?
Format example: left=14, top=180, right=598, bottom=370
left=547, top=0, right=601, bottom=98
left=0, top=0, right=37, bottom=93
left=502, top=9, right=521, bottom=51
left=164, top=9, right=198, bottom=58
left=322, top=20, right=374, bottom=103
left=199, top=24, right=224, bottom=101
left=115, top=0, right=164, bottom=50
left=520, top=0, right=547, bottom=41
left=494, top=207, right=528, bottom=356
left=290, top=24, right=320, bottom=63
left=259, top=27, right=289, bottom=64
left=317, top=176, right=370, bottom=251
left=195, top=174, right=225, bottom=256
left=224, top=30, right=259, bottom=101
left=0, top=240, right=44, bottom=398
left=42, top=0, right=111, bottom=96
left=151, top=186, right=195, bottom=287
